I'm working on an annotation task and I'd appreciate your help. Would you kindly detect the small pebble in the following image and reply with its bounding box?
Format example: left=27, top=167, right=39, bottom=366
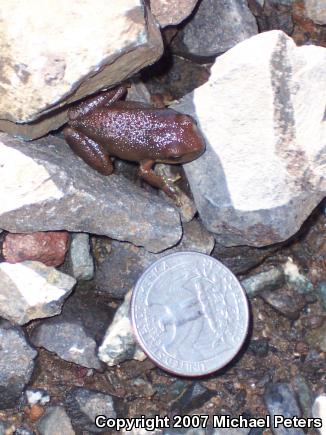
left=37, top=406, right=75, bottom=435
left=260, top=287, right=307, bottom=320
left=241, top=266, right=285, bottom=298
left=65, top=387, right=117, bottom=433
left=69, top=233, right=94, bottom=281
left=24, top=404, right=44, bottom=422
left=264, top=383, right=304, bottom=435
left=312, top=395, right=326, bottom=435
left=2, top=231, right=69, bottom=267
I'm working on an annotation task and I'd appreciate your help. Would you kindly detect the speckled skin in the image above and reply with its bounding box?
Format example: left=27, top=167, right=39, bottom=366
left=64, top=86, right=205, bottom=198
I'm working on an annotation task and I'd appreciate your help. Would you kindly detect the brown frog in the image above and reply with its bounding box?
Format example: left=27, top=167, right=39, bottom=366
left=64, top=85, right=205, bottom=199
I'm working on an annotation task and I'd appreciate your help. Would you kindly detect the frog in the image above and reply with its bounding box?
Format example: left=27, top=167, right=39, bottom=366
left=63, top=85, right=205, bottom=199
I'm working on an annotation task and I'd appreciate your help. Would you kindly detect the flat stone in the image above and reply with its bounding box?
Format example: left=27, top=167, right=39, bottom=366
left=0, top=0, right=163, bottom=139
left=69, top=233, right=94, bottom=281
left=150, top=0, right=199, bottom=27
left=2, top=231, right=69, bottom=267
left=0, top=261, right=75, bottom=325
left=31, top=318, right=102, bottom=370
left=37, top=406, right=75, bottom=435
left=98, top=290, right=146, bottom=366
left=0, top=133, right=182, bottom=253
left=0, top=324, right=37, bottom=409
left=93, top=218, right=214, bottom=298
left=304, top=0, right=326, bottom=25
left=173, top=30, right=326, bottom=246
left=178, top=0, right=258, bottom=58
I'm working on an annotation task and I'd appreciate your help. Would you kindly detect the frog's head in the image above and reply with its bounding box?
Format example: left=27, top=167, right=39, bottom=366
left=162, top=114, right=206, bottom=165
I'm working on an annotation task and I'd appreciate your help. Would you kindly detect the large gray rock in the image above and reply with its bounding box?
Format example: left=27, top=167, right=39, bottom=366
left=0, top=324, right=37, bottom=409
left=0, top=133, right=182, bottom=253
left=174, top=30, right=326, bottom=247
left=0, top=261, right=75, bottom=325
left=0, top=0, right=163, bottom=139
left=179, top=0, right=258, bottom=57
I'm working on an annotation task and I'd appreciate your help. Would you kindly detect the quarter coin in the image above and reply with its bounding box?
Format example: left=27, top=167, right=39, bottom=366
left=130, top=252, right=249, bottom=376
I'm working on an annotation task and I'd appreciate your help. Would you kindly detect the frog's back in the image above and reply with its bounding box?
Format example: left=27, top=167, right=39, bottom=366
left=73, top=102, right=193, bottom=162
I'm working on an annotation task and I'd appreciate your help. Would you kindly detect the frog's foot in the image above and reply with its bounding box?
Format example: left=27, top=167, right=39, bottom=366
left=64, top=126, right=113, bottom=175
left=68, top=85, right=128, bottom=120
left=138, top=160, right=178, bottom=201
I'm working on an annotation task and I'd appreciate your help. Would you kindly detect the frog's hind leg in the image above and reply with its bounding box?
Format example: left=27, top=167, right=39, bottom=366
left=64, top=126, right=113, bottom=175
left=138, top=159, right=177, bottom=199
left=68, top=85, right=128, bottom=120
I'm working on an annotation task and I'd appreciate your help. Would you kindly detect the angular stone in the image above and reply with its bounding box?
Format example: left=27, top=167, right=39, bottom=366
left=304, top=0, right=326, bottom=25
left=0, top=1, right=163, bottom=139
left=31, top=318, right=102, bottom=370
left=2, top=231, right=69, bottom=267
left=150, top=0, right=199, bottom=27
left=241, top=266, right=285, bottom=297
left=174, top=30, right=326, bottom=246
left=0, top=261, right=75, bottom=325
left=98, top=290, right=146, bottom=366
left=0, top=133, right=182, bottom=253
left=260, top=286, right=307, bottom=320
left=65, top=387, right=117, bottom=433
left=283, top=258, right=313, bottom=293
left=93, top=218, right=215, bottom=298
left=0, top=324, right=37, bottom=409
left=264, top=383, right=304, bottom=435
left=179, top=0, right=258, bottom=58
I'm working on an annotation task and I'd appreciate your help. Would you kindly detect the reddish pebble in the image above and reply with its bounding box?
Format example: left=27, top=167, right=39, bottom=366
left=24, top=404, right=45, bottom=422
left=2, top=231, right=69, bottom=267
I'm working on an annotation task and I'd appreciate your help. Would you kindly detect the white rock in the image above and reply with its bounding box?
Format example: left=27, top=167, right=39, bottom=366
left=0, top=0, right=163, bottom=137
left=312, top=395, right=326, bottom=435
left=0, top=261, right=76, bottom=325
left=174, top=30, right=326, bottom=246
left=98, top=290, right=146, bottom=366
left=304, top=0, right=326, bottom=25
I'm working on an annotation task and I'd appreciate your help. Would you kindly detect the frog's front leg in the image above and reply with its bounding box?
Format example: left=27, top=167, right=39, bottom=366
left=64, top=126, right=113, bottom=175
left=138, top=160, right=177, bottom=199
left=69, top=85, right=128, bottom=120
